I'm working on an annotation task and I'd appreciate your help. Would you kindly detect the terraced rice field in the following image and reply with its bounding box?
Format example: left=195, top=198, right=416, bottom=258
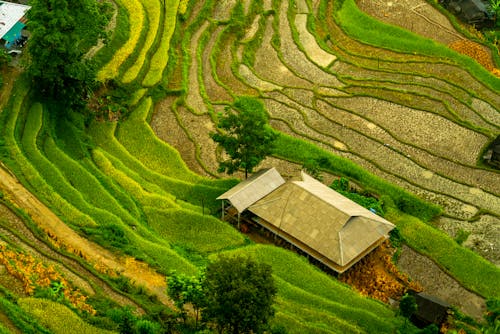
left=0, top=0, right=499, bottom=332
left=153, top=0, right=500, bottom=265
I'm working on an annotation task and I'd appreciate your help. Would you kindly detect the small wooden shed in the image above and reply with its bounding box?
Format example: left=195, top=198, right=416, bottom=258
left=409, top=291, right=452, bottom=328
left=217, top=168, right=395, bottom=273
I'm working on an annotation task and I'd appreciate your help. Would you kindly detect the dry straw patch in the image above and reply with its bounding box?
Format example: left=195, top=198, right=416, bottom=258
left=294, top=14, right=336, bottom=68
left=277, top=1, right=342, bottom=87
left=264, top=96, right=348, bottom=151
left=239, top=65, right=282, bottom=92
left=471, top=98, right=500, bottom=126
left=398, top=245, right=486, bottom=321
left=329, top=96, right=489, bottom=165
left=254, top=16, right=313, bottom=88
left=186, top=21, right=210, bottom=114
left=202, top=26, right=233, bottom=102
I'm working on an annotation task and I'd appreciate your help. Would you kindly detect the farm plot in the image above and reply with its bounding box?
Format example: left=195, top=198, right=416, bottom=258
left=147, top=0, right=500, bottom=321
left=153, top=0, right=500, bottom=266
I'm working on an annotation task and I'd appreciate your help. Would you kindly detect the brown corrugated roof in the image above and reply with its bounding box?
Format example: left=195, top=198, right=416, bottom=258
left=216, top=168, right=285, bottom=213
left=221, top=169, right=395, bottom=272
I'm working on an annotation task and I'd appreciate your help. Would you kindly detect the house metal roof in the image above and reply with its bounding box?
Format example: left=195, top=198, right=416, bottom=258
left=0, top=1, right=30, bottom=41
left=220, top=169, right=395, bottom=272
left=216, top=168, right=285, bottom=213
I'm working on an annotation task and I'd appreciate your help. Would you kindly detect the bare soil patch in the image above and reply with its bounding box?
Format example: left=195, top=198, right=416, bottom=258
left=398, top=245, right=486, bottom=321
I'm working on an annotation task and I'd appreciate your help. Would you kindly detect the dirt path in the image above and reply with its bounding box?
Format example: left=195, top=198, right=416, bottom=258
left=0, top=163, right=173, bottom=309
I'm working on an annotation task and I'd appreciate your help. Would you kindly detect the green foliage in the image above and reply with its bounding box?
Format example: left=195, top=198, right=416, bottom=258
left=202, top=255, right=278, bottom=334
left=108, top=306, right=136, bottom=334
left=399, top=294, right=418, bottom=319
left=455, top=229, right=471, bottom=245
left=135, top=320, right=161, bottom=334
left=93, top=4, right=130, bottom=70
left=26, top=0, right=108, bottom=106
left=142, top=0, right=179, bottom=86
left=19, top=298, right=116, bottom=334
left=420, top=324, right=439, bottom=334
left=485, top=298, right=500, bottom=325
left=223, top=245, right=401, bottom=333
left=0, top=48, right=10, bottom=64
left=330, top=177, right=385, bottom=216
left=145, top=207, right=245, bottom=253
left=34, top=281, right=66, bottom=303
left=302, top=159, right=323, bottom=182
left=211, top=96, right=278, bottom=178
left=82, top=222, right=129, bottom=249
left=167, top=271, right=204, bottom=328
left=488, top=0, right=500, bottom=17
left=389, top=227, right=404, bottom=248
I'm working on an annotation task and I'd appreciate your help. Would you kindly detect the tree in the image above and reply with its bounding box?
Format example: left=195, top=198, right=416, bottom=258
left=166, top=271, right=204, bottom=328
left=201, top=255, right=277, bottom=334
left=26, top=0, right=109, bottom=107
left=399, top=293, right=418, bottom=328
left=211, top=97, right=278, bottom=178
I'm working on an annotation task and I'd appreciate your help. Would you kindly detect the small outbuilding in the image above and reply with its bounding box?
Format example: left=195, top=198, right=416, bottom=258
left=439, top=0, right=496, bottom=28
left=408, top=291, right=452, bottom=328
left=217, top=168, right=395, bottom=273
left=0, top=1, right=30, bottom=49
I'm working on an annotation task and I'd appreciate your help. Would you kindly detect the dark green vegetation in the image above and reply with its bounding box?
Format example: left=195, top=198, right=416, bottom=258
left=26, top=0, right=111, bottom=105
left=211, top=96, right=278, bottom=178
left=202, top=255, right=277, bottom=334
left=399, top=294, right=418, bottom=328
left=0, top=0, right=498, bottom=333
left=169, top=255, right=278, bottom=333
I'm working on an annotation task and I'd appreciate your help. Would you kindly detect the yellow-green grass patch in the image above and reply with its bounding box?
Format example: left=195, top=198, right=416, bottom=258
left=122, top=0, right=161, bottom=84
left=144, top=206, right=245, bottom=253
left=19, top=298, right=116, bottom=334
left=98, top=0, right=145, bottom=81
left=142, top=0, right=180, bottom=86
left=43, top=137, right=139, bottom=227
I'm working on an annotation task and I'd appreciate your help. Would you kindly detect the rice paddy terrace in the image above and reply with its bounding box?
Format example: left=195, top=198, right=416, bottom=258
left=0, top=0, right=499, bottom=333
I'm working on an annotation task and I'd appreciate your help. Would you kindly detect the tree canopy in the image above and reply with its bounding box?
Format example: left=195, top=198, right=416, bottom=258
left=211, top=96, right=278, bottom=178
left=201, top=255, right=277, bottom=334
left=399, top=293, right=418, bottom=328
left=26, top=0, right=110, bottom=107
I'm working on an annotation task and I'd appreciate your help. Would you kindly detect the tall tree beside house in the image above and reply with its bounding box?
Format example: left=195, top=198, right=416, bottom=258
left=26, top=0, right=109, bottom=108
left=211, top=96, right=278, bottom=178
left=201, top=255, right=277, bottom=334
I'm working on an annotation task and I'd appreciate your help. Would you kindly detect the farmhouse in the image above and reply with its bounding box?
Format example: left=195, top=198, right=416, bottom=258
left=0, top=1, right=30, bottom=49
left=217, top=168, right=395, bottom=273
